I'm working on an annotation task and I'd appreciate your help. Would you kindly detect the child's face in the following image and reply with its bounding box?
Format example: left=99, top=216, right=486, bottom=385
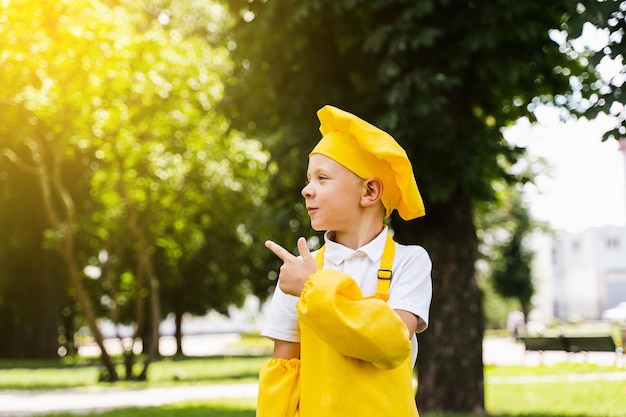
left=302, top=154, right=364, bottom=232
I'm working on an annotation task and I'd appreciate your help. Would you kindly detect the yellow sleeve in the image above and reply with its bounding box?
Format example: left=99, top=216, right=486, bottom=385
left=297, top=269, right=411, bottom=370
left=256, top=358, right=300, bottom=417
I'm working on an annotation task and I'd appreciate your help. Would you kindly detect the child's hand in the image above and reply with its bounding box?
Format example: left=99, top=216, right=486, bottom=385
left=265, top=237, right=317, bottom=296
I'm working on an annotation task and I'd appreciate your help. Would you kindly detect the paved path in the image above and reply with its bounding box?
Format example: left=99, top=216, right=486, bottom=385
left=1, top=336, right=624, bottom=416
left=0, top=384, right=258, bottom=416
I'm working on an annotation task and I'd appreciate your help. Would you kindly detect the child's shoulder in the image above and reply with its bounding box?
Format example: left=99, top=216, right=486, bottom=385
left=393, top=240, right=430, bottom=260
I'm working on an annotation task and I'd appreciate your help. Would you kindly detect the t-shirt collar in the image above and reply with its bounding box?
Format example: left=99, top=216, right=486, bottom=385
left=323, top=226, right=388, bottom=266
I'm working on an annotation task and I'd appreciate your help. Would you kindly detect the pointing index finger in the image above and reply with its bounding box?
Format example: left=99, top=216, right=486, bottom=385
left=265, top=240, right=296, bottom=262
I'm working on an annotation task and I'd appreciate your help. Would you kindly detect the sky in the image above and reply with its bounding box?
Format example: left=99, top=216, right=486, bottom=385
left=504, top=107, right=626, bottom=234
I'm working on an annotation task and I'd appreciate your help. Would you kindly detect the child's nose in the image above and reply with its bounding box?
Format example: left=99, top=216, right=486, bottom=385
left=301, top=183, right=313, bottom=198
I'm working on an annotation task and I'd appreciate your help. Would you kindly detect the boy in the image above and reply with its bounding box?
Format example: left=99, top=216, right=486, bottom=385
left=257, top=105, right=432, bottom=416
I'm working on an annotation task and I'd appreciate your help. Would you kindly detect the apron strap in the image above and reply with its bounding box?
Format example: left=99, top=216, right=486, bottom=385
left=314, top=245, right=325, bottom=270
left=314, top=233, right=396, bottom=301
left=375, top=234, right=395, bottom=302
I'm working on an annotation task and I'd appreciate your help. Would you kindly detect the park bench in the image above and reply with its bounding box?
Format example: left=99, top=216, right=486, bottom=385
left=521, top=334, right=623, bottom=364
left=564, top=335, right=617, bottom=354
left=522, top=335, right=566, bottom=352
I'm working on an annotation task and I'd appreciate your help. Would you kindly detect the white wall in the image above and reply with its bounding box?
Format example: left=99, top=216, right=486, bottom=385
left=538, top=225, right=626, bottom=321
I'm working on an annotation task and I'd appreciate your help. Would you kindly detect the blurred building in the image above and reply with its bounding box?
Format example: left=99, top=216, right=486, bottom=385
left=529, top=138, right=626, bottom=322
left=532, top=225, right=626, bottom=322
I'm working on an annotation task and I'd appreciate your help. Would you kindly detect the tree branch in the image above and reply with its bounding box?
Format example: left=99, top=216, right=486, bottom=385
left=0, top=147, right=39, bottom=175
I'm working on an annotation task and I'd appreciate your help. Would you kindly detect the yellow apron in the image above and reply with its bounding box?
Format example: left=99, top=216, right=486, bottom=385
left=257, top=234, right=418, bottom=417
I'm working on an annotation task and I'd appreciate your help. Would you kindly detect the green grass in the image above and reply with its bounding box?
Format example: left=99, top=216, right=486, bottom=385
left=1, top=351, right=625, bottom=417
left=486, top=361, right=624, bottom=377
left=487, top=379, right=626, bottom=417
left=13, top=383, right=626, bottom=417
left=24, top=399, right=258, bottom=417
left=148, top=355, right=268, bottom=384
left=3, top=356, right=620, bottom=390
left=0, top=356, right=269, bottom=389
left=485, top=362, right=626, bottom=417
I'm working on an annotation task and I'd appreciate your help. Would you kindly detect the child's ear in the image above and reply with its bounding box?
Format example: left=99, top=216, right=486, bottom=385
left=360, top=178, right=383, bottom=207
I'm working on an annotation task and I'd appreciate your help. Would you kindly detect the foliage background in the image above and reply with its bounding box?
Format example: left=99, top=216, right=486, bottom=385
left=1, top=0, right=624, bottom=411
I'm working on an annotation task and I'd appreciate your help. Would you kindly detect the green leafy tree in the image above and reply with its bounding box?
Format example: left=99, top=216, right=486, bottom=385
left=475, top=145, right=549, bottom=329
left=0, top=0, right=270, bottom=378
left=567, top=0, right=626, bottom=141
left=483, top=188, right=536, bottom=321
left=222, top=0, right=590, bottom=412
left=492, top=227, right=535, bottom=319
left=0, top=0, right=119, bottom=371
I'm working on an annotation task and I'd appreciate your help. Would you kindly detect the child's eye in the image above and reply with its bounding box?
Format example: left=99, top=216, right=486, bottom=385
left=304, top=175, right=328, bottom=186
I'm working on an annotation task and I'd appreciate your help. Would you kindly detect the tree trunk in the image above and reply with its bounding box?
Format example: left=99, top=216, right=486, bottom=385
left=124, top=351, right=135, bottom=381
left=393, top=190, right=485, bottom=414
left=137, top=245, right=161, bottom=381
left=64, top=249, right=119, bottom=380
left=175, top=311, right=183, bottom=355
left=112, top=141, right=161, bottom=381
left=26, top=138, right=119, bottom=380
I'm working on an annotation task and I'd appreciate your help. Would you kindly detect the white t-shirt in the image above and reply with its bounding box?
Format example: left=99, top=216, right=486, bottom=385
left=262, top=227, right=432, bottom=366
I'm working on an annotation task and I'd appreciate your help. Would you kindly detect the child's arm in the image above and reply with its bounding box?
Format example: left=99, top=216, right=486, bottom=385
left=257, top=355, right=300, bottom=417
left=297, top=269, right=412, bottom=370
left=257, top=340, right=301, bottom=417
left=256, top=239, right=312, bottom=417
left=273, top=340, right=300, bottom=358
left=264, top=237, right=413, bottom=369
left=395, top=309, right=419, bottom=336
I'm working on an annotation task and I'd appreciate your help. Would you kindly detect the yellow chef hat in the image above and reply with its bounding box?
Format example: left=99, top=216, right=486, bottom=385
left=310, top=105, right=425, bottom=220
